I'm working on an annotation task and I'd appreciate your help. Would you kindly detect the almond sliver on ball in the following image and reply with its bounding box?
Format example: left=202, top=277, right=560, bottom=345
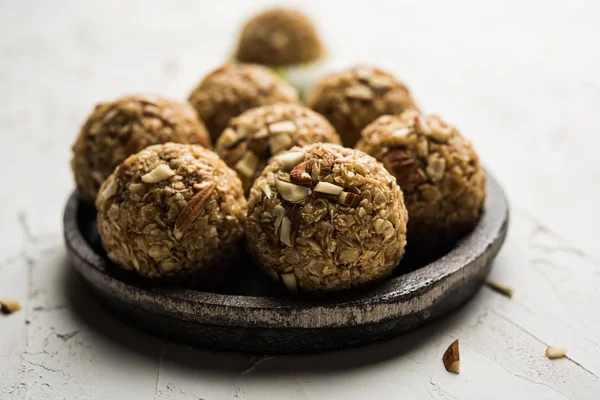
left=276, top=180, right=310, bottom=203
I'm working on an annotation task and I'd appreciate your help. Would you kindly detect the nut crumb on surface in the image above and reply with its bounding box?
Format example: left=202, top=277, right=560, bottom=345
left=442, top=339, right=460, bottom=374
left=545, top=345, right=567, bottom=359
left=0, top=298, right=21, bottom=314
left=485, top=280, right=514, bottom=298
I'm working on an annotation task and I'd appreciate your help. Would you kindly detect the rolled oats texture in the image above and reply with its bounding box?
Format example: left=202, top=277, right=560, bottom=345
left=71, top=94, right=211, bottom=203
left=96, top=143, right=247, bottom=281
left=356, top=110, right=486, bottom=254
left=306, top=65, right=418, bottom=147
left=215, top=103, right=341, bottom=194
left=235, top=8, right=323, bottom=67
left=187, top=63, right=299, bottom=143
left=246, top=143, right=408, bottom=292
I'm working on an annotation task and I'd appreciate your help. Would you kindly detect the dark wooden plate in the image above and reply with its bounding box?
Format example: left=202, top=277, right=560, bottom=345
left=63, top=174, right=509, bottom=353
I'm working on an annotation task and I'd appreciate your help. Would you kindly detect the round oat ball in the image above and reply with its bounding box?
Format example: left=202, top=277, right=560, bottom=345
left=356, top=110, right=486, bottom=254
left=187, top=63, right=299, bottom=142
left=96, top=143, right=247, bottom=281
left=306, top=65, right=418, bottom=147
left=215, top=103, right=341, bottom=194
left=71, top=94, right=210, bottom=203
left=246, top=143, right=408, bottom=293
left=235, top=8, right=323, bottom=67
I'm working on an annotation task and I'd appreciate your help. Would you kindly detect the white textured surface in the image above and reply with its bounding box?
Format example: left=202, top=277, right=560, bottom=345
left=1, top=0, right=599, bottom=399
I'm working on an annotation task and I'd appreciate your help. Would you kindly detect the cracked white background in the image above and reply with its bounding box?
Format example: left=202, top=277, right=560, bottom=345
left=1, top=0, right=600, bottom=399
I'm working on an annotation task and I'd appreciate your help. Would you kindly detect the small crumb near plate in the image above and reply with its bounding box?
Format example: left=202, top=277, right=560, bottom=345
left=0, top=297, right=22, bottom=314
left=546, top=345, right=567, bottom=359
left=443, top=339, right=460, bottom=374
left=485, top=280, right=514, bottom=298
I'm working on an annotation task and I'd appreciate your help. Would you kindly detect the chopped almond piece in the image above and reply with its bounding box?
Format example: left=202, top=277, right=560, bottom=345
left=485, top=280, right=514, bottom=298
left=290, top=161, right=313, bottom=186
left=141, top=164, right=175, bottom=183
left=269, top=121, right=296, bottom=134
left=281, top=273, right=298, bottom=295
left=0, top=298, right=21, bottom=315
left=235, top=151, right=260, bottom=178
left=276, top=151, right=305, bottom=171
left=545, top=346, right=567, bottom=359
left=269, top=133, right=294, bottom=154
left=280, top=216, right=293, bottom=246
left=314, top=181, right=343, bottom=195
left=173, top=183, right=216, bottom=240
left=442, top=339, right=460, bottom=374
left=276, top=180, right=310, bottom=203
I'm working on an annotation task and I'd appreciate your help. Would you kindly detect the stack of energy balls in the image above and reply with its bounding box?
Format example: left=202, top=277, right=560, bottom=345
left=70, top=8, right=486, bottom=294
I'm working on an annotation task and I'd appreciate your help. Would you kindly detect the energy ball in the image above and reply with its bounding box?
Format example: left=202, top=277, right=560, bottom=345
left=187, top=63, right=299, bottom=142
left=235, top=8, right=323, bottom=67
left=246, top=143, right=408, bottom=293
left=356, top=110, right=486, bottom=253
left=234, top=8, right=325, bottom=97
left=215, top=103, right=341, bottom=194
left=96, top=143, right=247, bottom=281
left=71, top=94, right=210, bottom=203
left=306, top=65, right=418, bottom=147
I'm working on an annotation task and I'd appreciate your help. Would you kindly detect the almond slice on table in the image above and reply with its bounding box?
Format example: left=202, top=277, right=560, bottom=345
left=442, top=339, right=460, bottom=374
left=545, top=346, right=567, bottom=359
left=485, top=280, right=514, bottom=298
